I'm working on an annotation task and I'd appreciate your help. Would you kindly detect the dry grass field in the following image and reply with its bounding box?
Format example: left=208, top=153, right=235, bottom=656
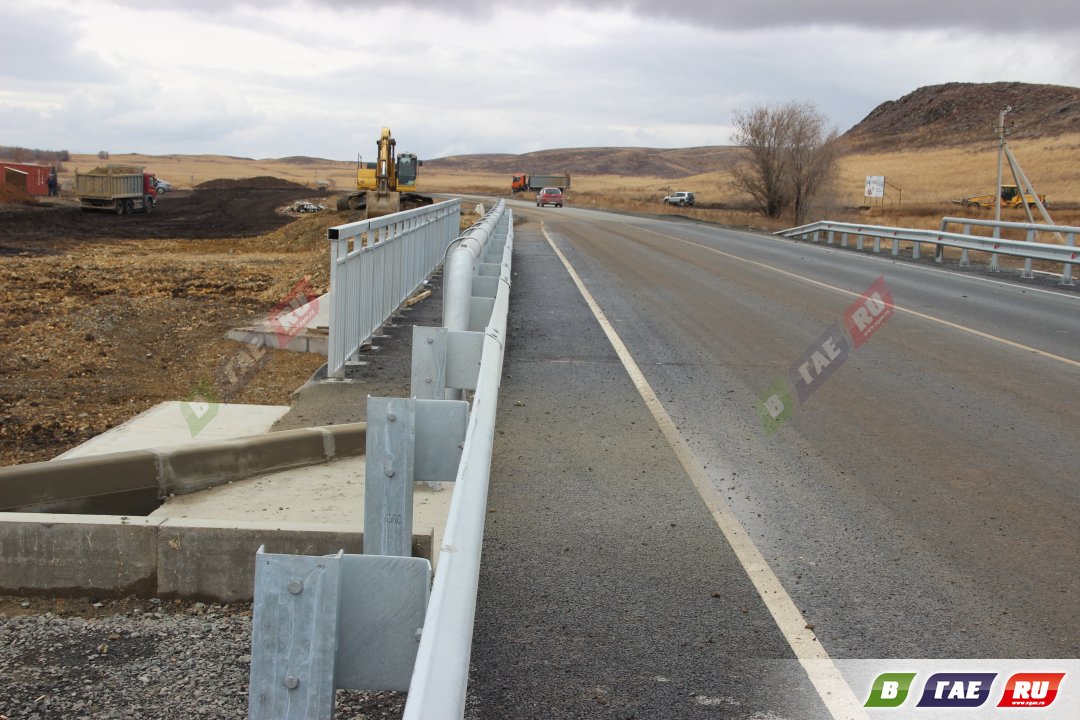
left=65, top=133, right=1080, bottom=237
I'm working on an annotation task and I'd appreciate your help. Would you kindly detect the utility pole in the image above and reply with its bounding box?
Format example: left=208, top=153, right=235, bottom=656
left=994, top=106, right=1010, bottom=224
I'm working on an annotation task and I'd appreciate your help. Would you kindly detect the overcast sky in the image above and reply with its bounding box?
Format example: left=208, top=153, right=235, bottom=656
left=3, top=0, right=1078, bottom=160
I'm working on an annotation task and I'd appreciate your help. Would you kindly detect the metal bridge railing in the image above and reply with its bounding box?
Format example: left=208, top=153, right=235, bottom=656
left=248, top=201, right=513, bottom=719
left=327, top=199, right=462, bottom=378
left=777, top=219, right=1077, bottom=286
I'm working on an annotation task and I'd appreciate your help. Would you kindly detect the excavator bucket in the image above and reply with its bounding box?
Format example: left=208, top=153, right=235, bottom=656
left=366, top=190, right=401, bottom=219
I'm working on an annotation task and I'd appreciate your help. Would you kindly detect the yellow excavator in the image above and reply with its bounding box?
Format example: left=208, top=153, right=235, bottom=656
left=336, top=127, right=433, bottom=216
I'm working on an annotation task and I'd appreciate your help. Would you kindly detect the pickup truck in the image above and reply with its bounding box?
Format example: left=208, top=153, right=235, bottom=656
left=663, top=191, right=695, bottom=207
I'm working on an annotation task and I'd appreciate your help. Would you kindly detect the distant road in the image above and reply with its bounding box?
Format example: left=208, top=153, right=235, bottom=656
left=513, top=201, right=1079, bottom=660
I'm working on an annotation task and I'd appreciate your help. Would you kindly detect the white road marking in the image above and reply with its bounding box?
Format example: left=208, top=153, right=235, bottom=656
left=649, top=229, right=1080, bottom=370
left=542, top=224, right=870, bottom=720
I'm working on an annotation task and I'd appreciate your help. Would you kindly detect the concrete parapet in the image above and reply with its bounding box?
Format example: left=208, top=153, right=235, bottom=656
left=0, top=451, right=161, bottom=516
left=0, top=423, right=367, bottom=514
left=0, top=513, right=434, bottom=602
left=0, top=514, right=159, bottom=596
left=156, top=519, right=434, bottom=602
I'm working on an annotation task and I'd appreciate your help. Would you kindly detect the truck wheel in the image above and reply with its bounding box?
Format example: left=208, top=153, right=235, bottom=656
left=125, top=199, right=135, bottom=214
left=145, top=197, right=154, bottom=213
left=115, top=200, right=125, bottom=215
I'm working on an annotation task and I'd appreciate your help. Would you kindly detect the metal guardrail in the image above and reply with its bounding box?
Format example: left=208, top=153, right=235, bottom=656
left=402, top=203, right=512, bottom=719
left=248, top=201, right=513, bottom=719
left=327, top=199, right=462, bottom=378
left=938, top=217, right=1076, bottom=284
left=777, top=219, right=1077, bottom=286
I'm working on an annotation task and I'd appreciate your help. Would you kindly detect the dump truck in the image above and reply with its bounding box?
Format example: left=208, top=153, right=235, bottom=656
left=336, top=128, right=432, bottom=216
left=75, top=165, right=158, bottom=214
left=961, top=184, right=1047, bottom=210
left=511, top=173, right=571, bottom=194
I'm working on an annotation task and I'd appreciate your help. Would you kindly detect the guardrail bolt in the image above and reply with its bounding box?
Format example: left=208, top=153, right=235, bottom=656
left=425, top=377, right=432, bottom=384
left=387, top=413, right=397, bottom=422
left=284, top=676, right=300, bottom=690
left=385, top=468, right=396, bottom=477
left=287, top=580, right=304, bottom=595
left=426, top=338, right=434, bottom=344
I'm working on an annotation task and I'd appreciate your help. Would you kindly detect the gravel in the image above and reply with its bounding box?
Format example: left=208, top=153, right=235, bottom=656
left=0, top=596, right=405, bottom=719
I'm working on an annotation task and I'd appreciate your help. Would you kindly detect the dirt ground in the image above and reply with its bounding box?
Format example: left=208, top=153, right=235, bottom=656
left=0, top=181, right=347, bottom=466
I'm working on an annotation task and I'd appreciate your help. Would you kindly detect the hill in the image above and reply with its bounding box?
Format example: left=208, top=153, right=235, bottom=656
left=425, top=146, right=743, bottom=179
left=842, top=82, right=1080, bottom=151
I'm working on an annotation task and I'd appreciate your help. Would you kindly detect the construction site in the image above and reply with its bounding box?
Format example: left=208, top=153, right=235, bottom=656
left=0, top=179, right=341, bottom=466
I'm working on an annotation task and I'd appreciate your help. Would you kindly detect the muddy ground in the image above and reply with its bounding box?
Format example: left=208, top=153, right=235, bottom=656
left=0, top=181, right=344, bottom=466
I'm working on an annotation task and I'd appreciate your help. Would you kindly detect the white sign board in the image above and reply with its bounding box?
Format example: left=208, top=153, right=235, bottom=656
left=865, top=175, right=885, bottom=198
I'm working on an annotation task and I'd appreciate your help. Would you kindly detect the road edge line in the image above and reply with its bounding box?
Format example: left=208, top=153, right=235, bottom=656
left=540, top=224, right=869, bottom=720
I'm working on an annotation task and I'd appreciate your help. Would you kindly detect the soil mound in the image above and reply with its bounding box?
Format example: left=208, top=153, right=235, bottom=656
left=0, top=184, right=35, bottom=204
left=195, top=176, right=307, bottom=190
left=842, top=82, right=1080, bottom=151
left=0, top=185, right=330, bottom=252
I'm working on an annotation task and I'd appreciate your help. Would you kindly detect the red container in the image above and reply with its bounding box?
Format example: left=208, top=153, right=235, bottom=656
left=0, top=162, right=52, bottom=196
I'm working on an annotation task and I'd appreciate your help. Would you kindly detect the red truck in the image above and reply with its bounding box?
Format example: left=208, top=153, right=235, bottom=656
left=75, top=165, right=158, bottom=214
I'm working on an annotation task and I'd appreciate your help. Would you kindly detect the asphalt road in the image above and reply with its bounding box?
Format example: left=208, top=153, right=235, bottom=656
left=469, top=202, right=1078, bottom=718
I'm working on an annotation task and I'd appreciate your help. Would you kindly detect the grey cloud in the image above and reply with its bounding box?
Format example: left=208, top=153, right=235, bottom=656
left=104, top=0, right=1080, bottom=33
left=0, top=6, right=117, bottom=85
left=313, top=0, right=1080, bottom=33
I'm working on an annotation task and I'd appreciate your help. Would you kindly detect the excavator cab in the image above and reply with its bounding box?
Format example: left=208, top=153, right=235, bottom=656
left=397, top=153, right=421, bottom=192
left=999, top=185, right=1020, bottom=203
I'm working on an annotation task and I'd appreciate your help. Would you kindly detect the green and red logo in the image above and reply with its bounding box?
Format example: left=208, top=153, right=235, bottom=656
left=863, top=671, right=1067, bottom=710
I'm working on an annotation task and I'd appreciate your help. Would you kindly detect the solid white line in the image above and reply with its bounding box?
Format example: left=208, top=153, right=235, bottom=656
left=541, top=224, right=870, bottom=720
left=649, top=229, right=1080, bottom=370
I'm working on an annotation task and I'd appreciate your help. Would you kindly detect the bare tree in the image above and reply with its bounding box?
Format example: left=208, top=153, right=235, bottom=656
left=732, top=101, right=841, bottom=224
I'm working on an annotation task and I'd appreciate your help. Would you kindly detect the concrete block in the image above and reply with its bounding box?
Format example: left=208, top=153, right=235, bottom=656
left=325, top=423, right=366, bottom=457
left=156, top=519, right=434, bottom=602
left=0, top=451, right=160, bottom=515
left=160, top=428, right=331, bottom=496
left=0, top=513, right=160, bottom=596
